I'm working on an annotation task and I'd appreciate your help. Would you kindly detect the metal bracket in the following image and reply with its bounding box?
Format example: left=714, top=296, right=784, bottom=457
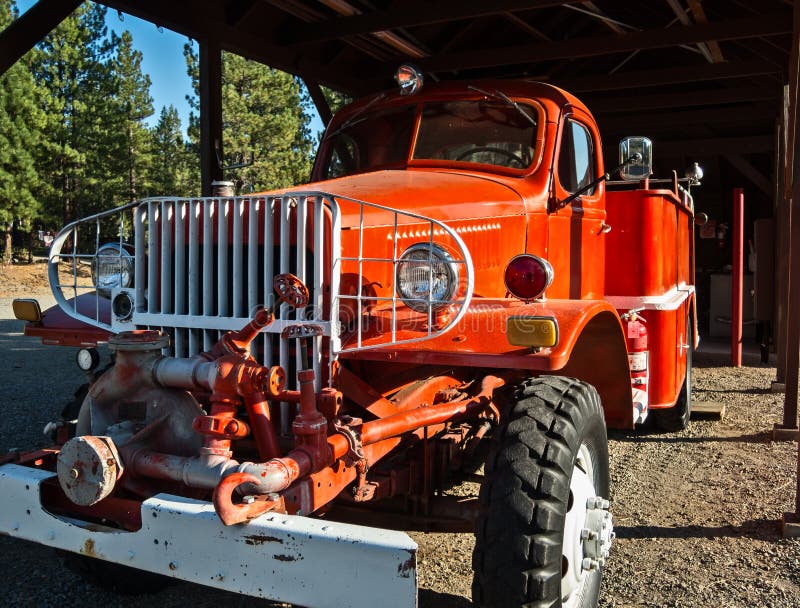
left=332, top=415, right=364, bottom=466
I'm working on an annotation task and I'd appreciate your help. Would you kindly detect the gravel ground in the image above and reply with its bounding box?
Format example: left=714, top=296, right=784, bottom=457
left=1, top=263, right=799, bottom=607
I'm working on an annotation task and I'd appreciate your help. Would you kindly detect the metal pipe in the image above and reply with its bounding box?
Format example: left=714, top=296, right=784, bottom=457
left=125, top=446, right=311, bottom=495
left=732, top=188, right=744, bottom=367
left=328, top=376, right=504, bottom=461
left=245, top=393, right=282, bottom=460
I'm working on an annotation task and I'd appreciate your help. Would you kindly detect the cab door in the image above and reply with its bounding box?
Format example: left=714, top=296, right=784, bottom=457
left=547, top=107, right=606, bottom=299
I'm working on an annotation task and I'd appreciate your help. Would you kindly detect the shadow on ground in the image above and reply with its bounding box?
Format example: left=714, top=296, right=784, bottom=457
left=615, top=518, right=782, bottom=541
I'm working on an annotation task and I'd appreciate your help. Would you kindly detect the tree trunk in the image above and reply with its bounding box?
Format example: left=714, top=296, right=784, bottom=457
left=3, top=226, right=12, bottom=265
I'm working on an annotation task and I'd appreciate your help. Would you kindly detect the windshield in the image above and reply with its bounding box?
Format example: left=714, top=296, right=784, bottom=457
left=323, top=105, right=417, bottom=179
left=321, top=98, right=539, bottom=179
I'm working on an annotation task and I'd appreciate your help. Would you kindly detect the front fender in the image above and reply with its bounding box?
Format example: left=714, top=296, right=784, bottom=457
left=342, top=298, right=633, bottom=428
left=24, top=293, right=111, bottom=347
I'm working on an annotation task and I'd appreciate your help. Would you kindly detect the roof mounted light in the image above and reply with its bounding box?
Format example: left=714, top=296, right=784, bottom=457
left=395, top=64, right=423, bottom=96
left=504, top=254, right=554, bottom=301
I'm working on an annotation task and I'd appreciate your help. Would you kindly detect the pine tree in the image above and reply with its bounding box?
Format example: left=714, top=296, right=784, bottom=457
left=0, top=0, right=46, bottom=263
left=108, top=30, right=154, bottom=202
left=184, top=45, right=315, bottom=192
left=33, top=3, right=116, bottom=222
left=150, top=104, right=193, bottom=196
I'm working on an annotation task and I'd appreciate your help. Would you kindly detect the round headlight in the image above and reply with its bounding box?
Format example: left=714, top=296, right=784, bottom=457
left=396, top=243, right=459, bottom=312
left=92, top=243, right=133, bottom=298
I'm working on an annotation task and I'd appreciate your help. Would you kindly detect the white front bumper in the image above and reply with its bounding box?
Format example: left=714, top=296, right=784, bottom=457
left=0, top=464, right=417, bottom=608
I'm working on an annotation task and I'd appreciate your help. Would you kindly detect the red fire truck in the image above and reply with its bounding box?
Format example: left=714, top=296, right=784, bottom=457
left=7, top=67, right=698, bottom=608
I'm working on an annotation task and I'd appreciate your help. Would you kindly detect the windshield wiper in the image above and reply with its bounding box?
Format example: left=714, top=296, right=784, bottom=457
left=322, top=93, right=387, bottom=142
left=467, top=85, right=537, bottom=126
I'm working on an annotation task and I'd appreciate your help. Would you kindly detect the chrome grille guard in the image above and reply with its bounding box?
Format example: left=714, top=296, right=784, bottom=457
left=48, top=192, right=474, bottom=367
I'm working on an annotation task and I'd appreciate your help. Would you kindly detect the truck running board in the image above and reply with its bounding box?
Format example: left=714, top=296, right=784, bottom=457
left=0, top=464, right=418, bottom=608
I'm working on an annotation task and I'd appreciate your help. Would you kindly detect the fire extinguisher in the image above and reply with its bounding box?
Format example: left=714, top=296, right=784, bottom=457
left=621, top=308, right=648, bottom=424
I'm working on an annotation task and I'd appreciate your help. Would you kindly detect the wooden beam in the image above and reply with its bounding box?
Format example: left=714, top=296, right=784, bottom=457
left=782, top=0, right=800, bottom=530
left=597, top=103, right=775, bottom=131
left=199, top=37, right=223, bottom=196
left=781, top=0, right=800, bottom=435
left=0, top=0, right=82, bottom=75
left=686, top=0, right=725, bottom=62
left=655, top=135, right=774, bottom=157
left=303, top=79, right=333, bottom=127
left=558, top=60, right=781, bottom=92
left=225, top=0, right=259, bottom=27
left=282, top=0, right=578, bottom=46
left=416, top=12, right=790, bottom=73
left=99, top=0, right=364, bottom=93
left=587, top=86, right=781, bottom=113
left=724, top=154, right=773, bottom=195
left=664, top=0, right=714, bottom=63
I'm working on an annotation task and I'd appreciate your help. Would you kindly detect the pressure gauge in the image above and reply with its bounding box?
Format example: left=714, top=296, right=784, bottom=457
left=76, top=348, right=100, bottom=372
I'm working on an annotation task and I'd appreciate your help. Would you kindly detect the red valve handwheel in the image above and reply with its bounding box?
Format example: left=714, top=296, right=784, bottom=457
left=273, top=273, right=309, bottom=309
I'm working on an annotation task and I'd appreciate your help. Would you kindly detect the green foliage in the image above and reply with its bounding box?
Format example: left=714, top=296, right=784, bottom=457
left=0, top=2, right=320, bottom=244
left=0, top=1, right=44, bottom=227
left=184, top=45, right=316, bottom=192
left=32, top=2, right=116, bottom=222
left=322, top=86, right=352, bottom=115
left=106, top=29, right=154, bottom=202
left=150, top=105, right=194, bottom=196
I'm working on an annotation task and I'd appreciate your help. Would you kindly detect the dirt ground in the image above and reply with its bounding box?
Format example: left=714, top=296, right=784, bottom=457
left=1, top=261, right=800, bottom=607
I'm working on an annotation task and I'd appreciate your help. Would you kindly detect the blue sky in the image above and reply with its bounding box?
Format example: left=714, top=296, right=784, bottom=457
left=16, top=0, right=323, bottom=135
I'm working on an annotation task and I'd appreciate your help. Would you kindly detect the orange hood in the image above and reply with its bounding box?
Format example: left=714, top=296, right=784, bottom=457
left=282, top=169, right=526, bottom=227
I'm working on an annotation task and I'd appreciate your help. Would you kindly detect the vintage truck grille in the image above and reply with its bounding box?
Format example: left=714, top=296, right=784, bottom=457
left=47, top=192, right=474, bottom=391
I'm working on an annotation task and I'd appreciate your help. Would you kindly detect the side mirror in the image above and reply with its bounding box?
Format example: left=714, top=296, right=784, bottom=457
left=618, top=136, right=652, bottom=181
left=695, top=212, right=709, bottom=226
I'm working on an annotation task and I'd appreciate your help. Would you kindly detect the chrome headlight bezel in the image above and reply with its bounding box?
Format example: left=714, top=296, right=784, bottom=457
left=92, top=243, right=134, bottom=298
left=395, top=243, right=459, bottom=312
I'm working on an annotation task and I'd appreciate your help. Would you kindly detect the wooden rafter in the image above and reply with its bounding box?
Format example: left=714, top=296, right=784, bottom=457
left=0, top=0, right=83, bottom=75
left=555, top=60, right=781, bottom=92
left=281, top=0, right=579, bottom=45
left=587, top=86, right=781, bottom=113
left=687, top=0, right=725, bottom=62
left=723, top=154, right=773, bottom=195
left=664, top=0, right=715, bottom=62
left=414, top=12, right=790, bottom=73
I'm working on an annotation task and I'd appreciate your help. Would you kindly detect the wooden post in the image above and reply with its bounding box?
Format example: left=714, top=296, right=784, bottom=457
left=200, top=38, right=224, bottom=197
left=731, top=188, right=744, bottom=368
left=774, top=86, right=790, bottom=390
left=781, top=0, right=800, bottom=540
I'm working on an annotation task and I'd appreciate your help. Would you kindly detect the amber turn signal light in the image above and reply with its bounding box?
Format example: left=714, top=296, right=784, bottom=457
left=506, top=316, right=559, bottom=348
left=12, top=298, right=42, bottom=322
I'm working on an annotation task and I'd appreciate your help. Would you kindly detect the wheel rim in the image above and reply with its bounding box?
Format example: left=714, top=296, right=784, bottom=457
left=561, top=443, right=613, bottom=607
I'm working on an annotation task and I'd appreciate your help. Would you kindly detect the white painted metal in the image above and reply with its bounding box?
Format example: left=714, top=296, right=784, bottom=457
left=218, top=199, right=230, bottom=318
left=0, top=464, right=417, bottom=608
left=605, top=284, right=695, bottom=311
left=174, top=201, right=187, bottom=357
left=202, top=199, right=214, bottom=351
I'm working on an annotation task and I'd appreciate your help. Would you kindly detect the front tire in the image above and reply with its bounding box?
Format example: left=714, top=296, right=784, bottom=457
left=472, top=376, right=612, bottom=608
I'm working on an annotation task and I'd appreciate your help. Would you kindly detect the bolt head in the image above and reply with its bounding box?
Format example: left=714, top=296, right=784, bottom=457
left=69, top=468, right=80, bottom=480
